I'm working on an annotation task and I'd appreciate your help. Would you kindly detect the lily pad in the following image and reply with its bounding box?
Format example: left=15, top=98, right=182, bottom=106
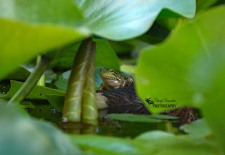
left=2, top=80, right=65, bottom=100
left=74, top=0, right=196, bottom=40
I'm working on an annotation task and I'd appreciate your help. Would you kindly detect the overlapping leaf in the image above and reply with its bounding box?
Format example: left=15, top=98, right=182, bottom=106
left=0, top=0, right=196, bottom=78
left=0, top=0, right=89, bottom=79
left=0, top=104, right=80, bottom=155
left=136, top=6, right=225, bottom=152
left=136, top=6, right=225, bottom=112
left=73, top=0, right=196, bottom=40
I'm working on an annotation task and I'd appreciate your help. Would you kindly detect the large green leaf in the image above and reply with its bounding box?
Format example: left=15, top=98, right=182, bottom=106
left=0, top=0, right=83, bottom=26
left=136, top=6, right=225, bottom=152
left=135, top=131, right=221, bottom=155
left=200, top=48, right=225, bottom=151
left=71, top=130, right=221, bottom=155
left=0, top=104, right=80, bottom=155
left=0, top=0, right=89, bottom=79
left=136, top=6, right=225, bottom=112
left=74, top=0, right=196, bottom=40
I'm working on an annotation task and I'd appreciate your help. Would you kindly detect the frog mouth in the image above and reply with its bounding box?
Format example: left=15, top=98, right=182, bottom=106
left=102, top=76, right=117, bottom=80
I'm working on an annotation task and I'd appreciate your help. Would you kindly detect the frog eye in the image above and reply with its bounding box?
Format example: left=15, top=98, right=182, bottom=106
left=100, top=68, right=105, bottom=72
left=109, top=69, right=114, bottom=73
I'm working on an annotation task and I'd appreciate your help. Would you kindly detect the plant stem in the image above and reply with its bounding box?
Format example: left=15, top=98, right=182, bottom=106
left=8, top=56, right=50, bottom=104
left=62, top=38, right=97, bottom=124
left=36, top=55, right=46, bottom=87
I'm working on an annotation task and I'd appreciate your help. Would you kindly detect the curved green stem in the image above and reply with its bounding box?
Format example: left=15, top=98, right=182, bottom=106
left=36, top=55, right=46, bottom=87
left=8, top=56, right=50, bottom=104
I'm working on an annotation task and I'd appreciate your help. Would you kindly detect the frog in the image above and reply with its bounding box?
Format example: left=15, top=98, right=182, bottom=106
left=99, top=68, right=133, bottom=90
left=97, top=68, right=198, bottom=124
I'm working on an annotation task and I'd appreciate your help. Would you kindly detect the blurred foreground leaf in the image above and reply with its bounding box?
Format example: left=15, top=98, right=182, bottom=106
left=0, top=104, right=80, bottom=155
left=70, top=135, right=144, bottom=155
left=70, top=130, right=221, bottom=155
left=136, top=6, right=225, bottom=112
left=135, top=131, right=221, bottom=155
left=136, top=6, right=225, bottom=152
left=0, top=0, right=89, bottom=79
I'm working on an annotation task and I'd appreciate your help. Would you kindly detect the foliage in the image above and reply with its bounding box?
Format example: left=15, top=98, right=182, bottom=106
left=136, top=5, right=225, bottom=152
left=0, top=104, right=81, bottom=155
left=2, top=80, right=64, bottom=100
left=105, top=114, right=178, bottom=123
left=73, top=0, right=196, bottom=40
left=0, top=0, right=195, bottom=78
left=180, top=119, right=212, bottom=138
left=62, top=39, right=97, bottom=124
left=0, top=0, right=225, bottom=155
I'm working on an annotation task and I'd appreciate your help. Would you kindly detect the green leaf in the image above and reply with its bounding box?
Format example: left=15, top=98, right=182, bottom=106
left=0, top=104, right=81, bottom=155
left=49, top=43, right=81, bottom=70
left=6, top=65, right=31, bottom=81
left=0, top=0, right=89, bottom=79
left=180, top=119, right=213, bottom=138
left=55, top=71, right=71, bottom=91
left=109, top=41, right=134, bottom=54
left=2, top=81, right=65, bottom=100
left=136, top=6, right=225, bottom=113
left=135, top=131, right=222, bottom=155
left=74, top=0, right=196, bottom=40
left=200, top=47, right=225, bottom=151
left=136, top=6, right=225, bottom=152
left=81, top=40, right=98, bottom=125
left=62, top=39, right=97, bottom=124
left=46, top=95, right=64, bottom=113
left=54, top=39, right=120, bottom=92
left=70, top=135, right=145, bottom=155
left=196, top=0, right=219, bottom=11
left=51, top=39, right=120, bottom=71
left=106, top=114, right=177, bottom=123
left=95, top=39, right=120, bottom=70
left=0, top=0, right=83, bottom=26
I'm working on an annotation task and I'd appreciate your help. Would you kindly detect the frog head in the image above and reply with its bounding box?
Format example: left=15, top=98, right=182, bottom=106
left=100, top=68, right=133, bottom=90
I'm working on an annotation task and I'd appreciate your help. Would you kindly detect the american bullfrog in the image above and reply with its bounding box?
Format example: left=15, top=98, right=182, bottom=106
left=97, top=68, right=150, bottom=114
left=100, top=68, right=133, bottom=90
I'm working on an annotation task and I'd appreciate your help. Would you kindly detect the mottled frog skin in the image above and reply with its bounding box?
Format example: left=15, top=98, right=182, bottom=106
left=100, top=68, right=133, bottom=90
